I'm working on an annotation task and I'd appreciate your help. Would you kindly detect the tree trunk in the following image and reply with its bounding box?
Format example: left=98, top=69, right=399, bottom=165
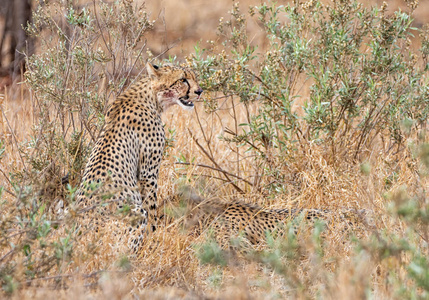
left=0, top=0, right=33, bottom=79
left=12, top=0, right=33, bottom=79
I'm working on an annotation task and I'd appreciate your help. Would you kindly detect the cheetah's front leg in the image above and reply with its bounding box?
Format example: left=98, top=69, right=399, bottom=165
left=138, top=173, right=159, bottom=232
left=125, top=176, right=159, bottom=253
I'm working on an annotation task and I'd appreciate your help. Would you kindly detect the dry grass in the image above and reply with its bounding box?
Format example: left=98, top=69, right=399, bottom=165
left=0, top=0, right=428, bottom=298
left=1, top=86, right=423, bottom=298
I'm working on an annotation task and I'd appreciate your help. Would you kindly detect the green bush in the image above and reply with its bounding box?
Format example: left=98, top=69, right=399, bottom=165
left=188, top=0, right=429, bottom=298
left=190, top=0, right=429, bottom=191
left=25, top=0, right=153, bottom=186
left=1, top=0, right=154, bottom=292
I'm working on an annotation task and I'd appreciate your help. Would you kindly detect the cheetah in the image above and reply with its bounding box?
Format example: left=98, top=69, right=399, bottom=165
left=178, top=186, right=374, bottom=245
left=75, top=63, right=202, bottom=251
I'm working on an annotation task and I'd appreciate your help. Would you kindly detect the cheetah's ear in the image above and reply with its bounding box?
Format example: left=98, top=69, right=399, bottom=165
left=147, top=63, right=161, bottom=79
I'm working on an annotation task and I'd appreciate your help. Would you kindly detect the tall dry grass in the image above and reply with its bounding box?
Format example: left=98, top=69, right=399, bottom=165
left=1, top=90, right=425, bottom=299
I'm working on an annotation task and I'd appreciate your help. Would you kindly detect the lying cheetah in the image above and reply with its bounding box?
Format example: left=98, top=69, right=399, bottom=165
left=178, top=186, right=374, bottom=244
left=75, top=63, right=202, bottom=251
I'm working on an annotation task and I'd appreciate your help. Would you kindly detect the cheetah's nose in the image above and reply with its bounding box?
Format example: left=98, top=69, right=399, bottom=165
left=195, top=88, right=203, bottom=96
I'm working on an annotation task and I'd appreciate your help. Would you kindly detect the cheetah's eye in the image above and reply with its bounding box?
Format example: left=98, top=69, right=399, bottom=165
left=181, top=78, right=188, bottom=83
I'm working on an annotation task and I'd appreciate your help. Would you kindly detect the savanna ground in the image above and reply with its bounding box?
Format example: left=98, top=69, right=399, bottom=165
left=0, top=0, right=429, bottom=299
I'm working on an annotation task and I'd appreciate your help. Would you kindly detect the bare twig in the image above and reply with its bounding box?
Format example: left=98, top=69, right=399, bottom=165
left=0, top=249, right=14, bottom=264
left=230, top=96, right=240, bottom=181
left=118, top=39, right=147, bottom=95
left=194, top=104, right=214, bottom=159
left=175, top=162, right=253, bottom=186
left=188, top=129, right=245, bottom=194
left=224, top=127, right=264, bottom=155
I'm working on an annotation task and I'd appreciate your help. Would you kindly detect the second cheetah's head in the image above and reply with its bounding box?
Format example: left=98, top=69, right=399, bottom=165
left=147, top=63, right=203, bottom=111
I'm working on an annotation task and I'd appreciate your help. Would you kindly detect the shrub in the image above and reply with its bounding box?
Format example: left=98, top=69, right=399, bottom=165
left=25, top=0, right=153, bottom=186
left=187, top=0, right=429, bottom=298
left=1, top=0, right=154, bottom=293
left=189, top=0, right=429, bottom=192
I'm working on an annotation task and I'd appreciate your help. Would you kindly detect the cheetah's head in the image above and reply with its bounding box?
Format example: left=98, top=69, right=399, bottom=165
left=147, top=63, right=203, bottom=111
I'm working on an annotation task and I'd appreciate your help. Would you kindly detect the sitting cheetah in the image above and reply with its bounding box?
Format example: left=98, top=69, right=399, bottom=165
left=178, top=186, right=374, bottom=244
left=75, top=63, right=202, bottom=251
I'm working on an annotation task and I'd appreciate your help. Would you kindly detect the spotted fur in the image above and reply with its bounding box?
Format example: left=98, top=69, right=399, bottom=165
left=76, top=63, right=202, bottom=252
left=179, top=187, right=373, bottom=244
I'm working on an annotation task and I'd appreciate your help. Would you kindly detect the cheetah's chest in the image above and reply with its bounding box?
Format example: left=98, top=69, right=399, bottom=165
left=136, top=113, right=165, bottom=179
